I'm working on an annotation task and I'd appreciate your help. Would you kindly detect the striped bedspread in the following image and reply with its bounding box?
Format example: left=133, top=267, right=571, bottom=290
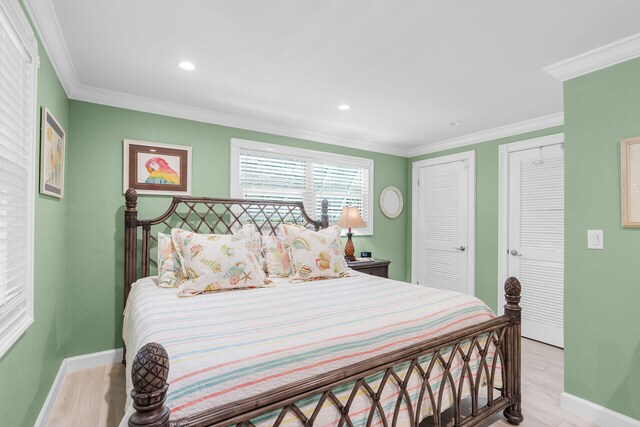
left=121, top=272, right=497, bottom=426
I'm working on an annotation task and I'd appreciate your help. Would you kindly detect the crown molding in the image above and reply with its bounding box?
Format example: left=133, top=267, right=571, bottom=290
left=22, top=0, right=407, bottom=158
left=23, top=0, right=567, bottom=159
left=544, top=33, right=640, bottom=81
left=407, top=112, right=564, bottom=157
left=71, top=83, right=408, bottom=157
left=22, top=0, right=77, bottom=95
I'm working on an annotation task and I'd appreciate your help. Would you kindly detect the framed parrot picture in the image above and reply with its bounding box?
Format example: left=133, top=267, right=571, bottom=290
left=123, top=139, right=192, bottom=195
left=40, top=107, right=66, bottom=198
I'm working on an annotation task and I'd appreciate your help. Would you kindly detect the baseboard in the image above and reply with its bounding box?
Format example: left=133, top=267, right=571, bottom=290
left=64, top=347, right=123, bottom=373
left=33, top=357, right=68, bottom=427
left=561, top=392, right=640, bottom=427
left=34, top=348, right=123, bottom=426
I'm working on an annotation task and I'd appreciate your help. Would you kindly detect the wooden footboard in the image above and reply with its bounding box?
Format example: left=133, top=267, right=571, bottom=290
left=128, top=278, right=524, bottom=427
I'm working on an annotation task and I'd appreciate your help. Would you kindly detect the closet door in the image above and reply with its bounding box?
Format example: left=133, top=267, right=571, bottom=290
left=415, top=152, right=475, bottom=294
left=508, top=144, right=564, bottom=347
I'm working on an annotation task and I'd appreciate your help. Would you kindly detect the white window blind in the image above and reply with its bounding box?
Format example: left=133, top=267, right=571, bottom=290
left=231, top=139, right=373, bottom=235
left=0, top=0, right=38, bottom=359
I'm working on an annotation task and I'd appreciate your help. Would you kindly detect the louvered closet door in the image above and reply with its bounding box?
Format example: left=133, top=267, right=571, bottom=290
left=418, top=160, right=470, bottom=293
left=508, top=144, right=564, bottom=347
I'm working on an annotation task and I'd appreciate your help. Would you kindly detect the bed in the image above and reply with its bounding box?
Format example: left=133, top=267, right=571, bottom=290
left=122, top=188, right=524, bottom=427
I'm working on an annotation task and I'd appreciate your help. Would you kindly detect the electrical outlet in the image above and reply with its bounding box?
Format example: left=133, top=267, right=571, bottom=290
left=587, top=230, right=604, bottom=250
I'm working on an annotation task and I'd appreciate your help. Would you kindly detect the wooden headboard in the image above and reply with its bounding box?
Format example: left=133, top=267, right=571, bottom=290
left=123, top=188, right=329, bottom=303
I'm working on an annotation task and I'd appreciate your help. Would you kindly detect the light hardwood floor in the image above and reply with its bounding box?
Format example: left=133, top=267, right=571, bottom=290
left=47, top=339, right=595, bottom=427
left=48, top=363, right=125, bottom=427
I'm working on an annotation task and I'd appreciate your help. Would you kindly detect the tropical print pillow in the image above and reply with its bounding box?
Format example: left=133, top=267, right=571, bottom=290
left=157, top=232, right=183, bottom=288
left=239, top=223, right=266, bottom=272
left=279, top=224, right=349, bottom=281
left=262, top=235, right=292, bottom=277
left=171, top=228, right=268, bottom=296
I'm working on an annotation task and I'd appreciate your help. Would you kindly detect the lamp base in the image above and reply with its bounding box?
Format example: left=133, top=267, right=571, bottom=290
left=344, top=231, right=356, bottom=262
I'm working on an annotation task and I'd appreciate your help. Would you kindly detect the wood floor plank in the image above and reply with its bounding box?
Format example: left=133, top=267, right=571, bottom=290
left=98, top=363, right=126, bottom=427
left=48, top=365, right=107, bottom=427
left=558, top=418, right=600, bottom=427
left=47, top=370, right=82, bottom=427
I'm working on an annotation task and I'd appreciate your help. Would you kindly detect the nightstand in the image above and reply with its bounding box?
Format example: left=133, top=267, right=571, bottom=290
left=347, top=259, right=390, bottom=278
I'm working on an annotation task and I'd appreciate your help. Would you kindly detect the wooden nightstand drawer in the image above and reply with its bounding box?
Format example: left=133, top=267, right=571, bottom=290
left=347, top=259, right=390, bottom=278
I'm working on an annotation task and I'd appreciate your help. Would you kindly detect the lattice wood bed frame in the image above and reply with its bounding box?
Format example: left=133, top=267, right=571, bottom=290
left=123, top=188, right=524, bottom=427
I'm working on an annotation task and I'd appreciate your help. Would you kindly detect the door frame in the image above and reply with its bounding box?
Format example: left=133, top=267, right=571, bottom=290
left=411, top=150, right=476, bottom=296
left=497, top=133, right=565, bottom=314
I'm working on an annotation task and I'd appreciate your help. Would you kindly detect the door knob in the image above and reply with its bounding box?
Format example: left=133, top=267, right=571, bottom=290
left=509, top=249, right=522, bottom=257
left=454, top=246, right=466, bottom=252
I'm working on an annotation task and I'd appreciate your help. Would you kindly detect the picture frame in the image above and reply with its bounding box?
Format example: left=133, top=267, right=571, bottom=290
left=40, top=107, right=66, bottom=198
left=621, top=136, right=640, bottom=227
left=123, top=139, right=192, bottom=195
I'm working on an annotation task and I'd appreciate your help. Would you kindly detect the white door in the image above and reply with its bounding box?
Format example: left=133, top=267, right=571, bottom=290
left=414, top=152, right=475, bottom=294
left=507, top=144, right=564, bottom=347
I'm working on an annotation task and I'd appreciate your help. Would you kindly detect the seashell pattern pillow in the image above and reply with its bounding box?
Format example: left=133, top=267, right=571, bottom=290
left=171, top=228, right=268, bottom=296
left=279, top=224, right=348, bottom=281
left=240, top=223, right=266, bottom=272
left=157, top=232, right=184, bottom=288
left=262, top=235, right=292, bottom=277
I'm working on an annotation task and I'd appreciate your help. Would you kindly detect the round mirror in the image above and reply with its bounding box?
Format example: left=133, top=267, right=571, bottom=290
left=380, top=186, right=403, bottom=218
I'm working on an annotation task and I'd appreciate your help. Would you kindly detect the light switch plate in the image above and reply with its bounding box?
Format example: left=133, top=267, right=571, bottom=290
left=587, top=230, right=604, bottom=250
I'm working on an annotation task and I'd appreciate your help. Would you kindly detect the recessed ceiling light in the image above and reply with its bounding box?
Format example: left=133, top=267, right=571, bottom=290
left=338, top=104, right=351, bottom=111
left=449, top=121, right=462, bottom=126
left=178, top=61, right=195, bottom=71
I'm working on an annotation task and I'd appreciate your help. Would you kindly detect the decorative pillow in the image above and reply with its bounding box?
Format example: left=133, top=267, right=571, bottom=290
left=279, top=224, right=349, bottom=281
left=262, top=235, right=292, bottom=277
left=171, top=228, right=268, bottom=296
left=157, top=232, right=184, bottom=288
left=239, top=223, right=266, bottom=272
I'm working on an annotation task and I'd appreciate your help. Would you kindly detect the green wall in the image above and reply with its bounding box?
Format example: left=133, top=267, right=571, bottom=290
left=8, top=4, right=638, bottom=421
left=0, top=6, right=70, bottom=425
left=66, top=101, right=408, bottom=356
left=564, top=57, right=640, bottom=419
left=406, top=125, right=564, bottom=311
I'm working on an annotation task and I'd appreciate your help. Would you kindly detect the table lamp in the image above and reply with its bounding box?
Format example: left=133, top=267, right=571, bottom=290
left=336, top=206, right=367, bottom=261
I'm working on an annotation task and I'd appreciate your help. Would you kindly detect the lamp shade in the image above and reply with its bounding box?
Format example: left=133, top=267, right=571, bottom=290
left=336, top=206, right=367, bottom=229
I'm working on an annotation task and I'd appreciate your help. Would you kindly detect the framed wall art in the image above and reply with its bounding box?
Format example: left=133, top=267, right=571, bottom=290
left=123, top=139, right=192, bottom=195
left=621, top=136, right=640, bottom=227
left=40, top=107, right=66, bottom=198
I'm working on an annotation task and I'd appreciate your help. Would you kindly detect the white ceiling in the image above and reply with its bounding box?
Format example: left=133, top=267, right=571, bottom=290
left=29, top=1, right=640, bottom=155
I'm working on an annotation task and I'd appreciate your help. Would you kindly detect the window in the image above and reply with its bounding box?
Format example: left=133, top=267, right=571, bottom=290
left=231, top=139, right=374, bottom=235
left=0, top=0, right=39, bottom=358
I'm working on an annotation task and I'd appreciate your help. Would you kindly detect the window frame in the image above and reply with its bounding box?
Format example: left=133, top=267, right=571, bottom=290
left=0, top=0, right=39, bottom=359
left=230, top=138, right=374, bottom=235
